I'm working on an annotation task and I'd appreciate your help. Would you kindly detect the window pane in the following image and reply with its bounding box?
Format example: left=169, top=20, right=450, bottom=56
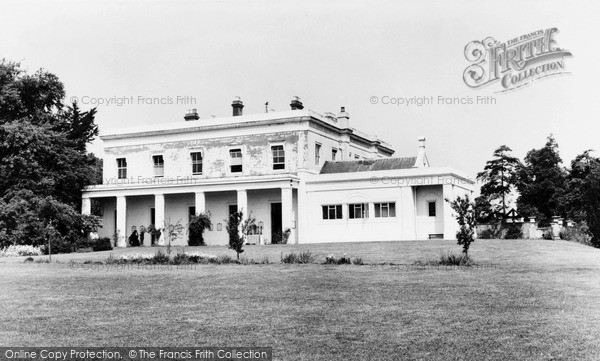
left=272, top=145, right=285, bottom=170
left=322, top=206, right=328, bottom=219
left=315, top=144, right=321, bottom=165
left=389, top=203, right=396, bottom=217
left=153, top=155, right=164, bottom=177
left=336, top=205, right=342, bottom=219
left=374, top=204, right=381, bottom=217
left=428, top=201, right=436, bottom=217
left=230, top=149, right=242, bottom=172
left=191, top=152, right=202, bottom=174
left=117, top=158, right=127, bottom=179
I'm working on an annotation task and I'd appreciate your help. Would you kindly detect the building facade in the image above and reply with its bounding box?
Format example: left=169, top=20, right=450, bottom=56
left=82, top=98, right=474, bottom=246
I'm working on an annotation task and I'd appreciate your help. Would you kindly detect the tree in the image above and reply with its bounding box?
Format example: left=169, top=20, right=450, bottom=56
left=561, top=151, right=600, bottom=247
left=0, top=60, right=101, bottom=249
left=163, top=218, right=184, bottom=255
left=516, top=135, right=567, bottom=226
left=188, top=212, right=212, bottom=246
left=226, top=211, right=244, bottom=260
left=476, top=145, right=520, bottom=221
left=446, top=195, right=477, bottom=256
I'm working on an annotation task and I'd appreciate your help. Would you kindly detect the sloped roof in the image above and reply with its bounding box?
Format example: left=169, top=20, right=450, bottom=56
left=319, top=157, right=417, bottom=174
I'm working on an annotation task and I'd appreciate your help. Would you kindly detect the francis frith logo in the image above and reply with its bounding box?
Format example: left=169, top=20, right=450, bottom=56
left=463, top=28, right=572, bottom=92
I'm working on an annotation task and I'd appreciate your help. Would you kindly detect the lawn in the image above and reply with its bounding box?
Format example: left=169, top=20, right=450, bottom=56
left=1, top=239, right=599, bottom=360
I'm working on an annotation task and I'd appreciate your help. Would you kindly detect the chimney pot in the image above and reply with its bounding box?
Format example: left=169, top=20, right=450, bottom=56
left=290, top=96, right=304, bottom=110
left=184, top=108, right=199, bottom=121
left=232, top=97, right=244, bottom=116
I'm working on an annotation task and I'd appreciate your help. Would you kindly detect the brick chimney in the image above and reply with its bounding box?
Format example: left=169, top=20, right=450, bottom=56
left=232, top=96, right=244, bottom=116
left=184, top=108, right=199, bottom=121
left=290, top=96, right=304, bottom=110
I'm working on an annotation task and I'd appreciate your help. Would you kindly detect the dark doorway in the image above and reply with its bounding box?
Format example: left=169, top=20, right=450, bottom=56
left=271, top=202, right=282, bottom=243
left=150, top=207, right=155, bottom=245
left=228, top=204, right=238, bottom=216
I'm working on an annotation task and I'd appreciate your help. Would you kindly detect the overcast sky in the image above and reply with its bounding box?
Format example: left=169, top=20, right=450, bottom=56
left=1, top=0, right=598, bottom=180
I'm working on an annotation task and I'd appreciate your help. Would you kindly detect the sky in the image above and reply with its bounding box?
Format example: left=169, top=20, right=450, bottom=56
left=1, top=0, right=599, bottom=182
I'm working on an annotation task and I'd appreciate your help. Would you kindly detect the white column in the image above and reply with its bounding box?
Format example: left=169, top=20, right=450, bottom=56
left=237, top=189, right=248, bottom=217
left=195, top=191, right=206, bottom=214
left=281, top=186, right=294, bottom=243
left=155, top=194, right=165, bottom=245
left=82, top=197, right=91, bottom=215
left=443, top=184, right=457, bottom=240
left=400, top=186, right=416, bottom=240
left=296, top=173, right=309, bottom=245
left=116, top=196, right=127, bottom=247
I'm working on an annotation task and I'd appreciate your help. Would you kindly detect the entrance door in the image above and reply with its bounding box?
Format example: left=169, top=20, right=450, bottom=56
left=150, top=207, right=155, bottom=245
left=271, top=202, right=282, bottom=243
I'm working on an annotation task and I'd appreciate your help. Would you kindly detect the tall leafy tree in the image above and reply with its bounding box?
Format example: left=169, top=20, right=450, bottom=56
left=0, top=60, right=101, bottom=249
left=476, top=145, right=520, bottom=221
left=561, top=151, right=600, bottom=247
left=516, top=135, right=567, bottom=226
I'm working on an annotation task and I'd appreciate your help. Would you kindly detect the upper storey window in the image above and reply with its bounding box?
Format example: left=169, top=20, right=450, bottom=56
left=117, top=158, right=127, bottom=179
left=191, top=152, right=203, bottom=175
left=230, top=148, right=243, bottom=173
left=315, top=143, right=321, bottom=165
left=153, top=155, right=164, bottom=177
left=272, top=145, right=285, bottom=170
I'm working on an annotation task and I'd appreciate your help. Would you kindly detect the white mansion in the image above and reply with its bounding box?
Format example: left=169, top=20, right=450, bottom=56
left=82, top=97, right=474, bottom=247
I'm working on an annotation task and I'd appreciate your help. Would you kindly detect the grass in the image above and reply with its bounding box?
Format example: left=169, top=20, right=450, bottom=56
left=1, top=239, right=600, bottom=360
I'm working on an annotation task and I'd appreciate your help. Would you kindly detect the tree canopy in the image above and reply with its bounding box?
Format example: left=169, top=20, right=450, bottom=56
left=476, top=145, right=520, bottom=222
left=0, top=60, right=102, bottom=249
left=516, top=135, right=567, bottom=226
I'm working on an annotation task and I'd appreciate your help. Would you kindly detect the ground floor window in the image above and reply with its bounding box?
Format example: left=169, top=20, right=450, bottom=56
left=374, top=202, right=396, bottom=218
left=322, top=205, right=343, bottom=220
left=348, top=203, right=369, bottom=219
left=428, top=201, right=436, bottom=217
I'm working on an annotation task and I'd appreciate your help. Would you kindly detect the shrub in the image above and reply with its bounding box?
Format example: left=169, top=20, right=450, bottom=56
left=188, top=212, right=211, bottom=246
left=1, top=245, right=44, bottom=257
left=272, top=228, right=292, bottom=245
left=186, top=252, right=218, bottom=263
left=43, top=236, right=69, bottom=254
left=352, top=257, right=364, bottom=265
left=24, top=256, right=34, bottom=262
left=215, top=254, right=235, bottom=264
left=226, top=212, right=244, bottom=260
left=446, top=195, right=477, bottom=255
left=152, top=250, right=170, bottom=264
left=438, top=251, right=473, bottom=266
left=324, top=253, right=352, bottom=265
left=92, top=237, right=113, bottom=252
left=560, top=222, right=593, bottom=246
left=478, top=221, right=503, bottom=239
left=503, top=224, right=523, bottom=239
left=478, top=228, right=495, bottom=239
left=542, top=228, right=553, bottom=240
left=280, top=251, right=314, bottom=264
left=172, top=252, right=190, bottom=265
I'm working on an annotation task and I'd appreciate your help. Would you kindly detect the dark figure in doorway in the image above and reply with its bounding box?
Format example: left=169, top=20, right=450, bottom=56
left=139, top=226, right=146, bottom=247
left=129, top=230, right=139, bottom=247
